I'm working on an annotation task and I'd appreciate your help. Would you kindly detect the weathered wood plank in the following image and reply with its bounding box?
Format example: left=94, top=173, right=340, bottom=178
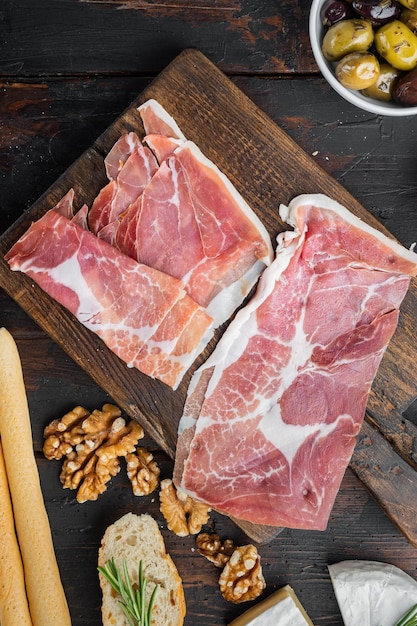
left=350, top=421, right=417, bottom=547
left=0, top=0, right=316, bottom=77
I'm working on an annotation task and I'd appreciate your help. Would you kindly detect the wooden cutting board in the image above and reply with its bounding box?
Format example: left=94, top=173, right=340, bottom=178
left=0, top=48, right=416, bottom=545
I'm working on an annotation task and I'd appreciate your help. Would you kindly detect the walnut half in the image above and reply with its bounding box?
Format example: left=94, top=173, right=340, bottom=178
left=43, top=404, right=144, bottom=503
left=219, top=544, right=266, bottom=603
left=196, top=533, right=235, bottom=568
left=159, top=478, right=211, bottom=537
left=126, top=447, right=160, bottom=496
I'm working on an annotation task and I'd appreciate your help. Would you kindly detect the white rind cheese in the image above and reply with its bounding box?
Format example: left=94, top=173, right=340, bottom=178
left=227, top=585, right=313, bottom=626
left=328, top=560, right=417, bottom=626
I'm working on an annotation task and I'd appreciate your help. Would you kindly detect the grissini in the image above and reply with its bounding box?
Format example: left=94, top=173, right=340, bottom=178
left=0, top=438, right=33, bottom=626
left=0, top=327, right=71, bottom=626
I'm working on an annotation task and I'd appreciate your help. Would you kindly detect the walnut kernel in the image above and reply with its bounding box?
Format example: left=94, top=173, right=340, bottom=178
left=159, top=478, right=211, bottom=537
left=126, top=447, right=160, bottom=496
left=43, top=404, right=144, bottom=502
left=196, top=533, right=236, bottom=567
left=219, top=544, right=266, bottom=603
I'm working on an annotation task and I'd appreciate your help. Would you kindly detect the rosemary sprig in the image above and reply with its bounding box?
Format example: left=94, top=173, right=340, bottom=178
left=394, top=604, right=417, bottom=626
left=98, top=558, right=158, bottom=626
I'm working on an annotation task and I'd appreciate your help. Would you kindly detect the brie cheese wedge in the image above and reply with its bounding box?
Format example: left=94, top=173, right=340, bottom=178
left=227, top=584, right=313, bottom=625
left=328, top=560, right=417, bottom=626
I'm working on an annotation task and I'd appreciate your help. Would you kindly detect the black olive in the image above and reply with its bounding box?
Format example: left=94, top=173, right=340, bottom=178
left=352, top=0, right=401, bottom=25
left=322, top=0, right=355, bottom=26
left=393, top=67, right=417, bottom=105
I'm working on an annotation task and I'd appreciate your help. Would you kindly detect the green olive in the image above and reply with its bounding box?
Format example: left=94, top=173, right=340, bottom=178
left=336, top=51, right=380, bottom=89
left=322, top=18, right=374, bottom=61
left=400, top=8, right=417, bottom=33
left=398, top=0, right=417, bottom=10
left=362, top=62, right=402, bottom=100
left=375, top=20, right=417, bottom=70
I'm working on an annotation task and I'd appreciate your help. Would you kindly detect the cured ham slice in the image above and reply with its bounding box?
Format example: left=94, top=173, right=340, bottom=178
left=104, top=131, right=142, bottom=181
left=84, top=100, right=273, bottom=327
left=135, top=141, right=273, bottom=314
left=6, top=204, right=214, bottom=389
left=138, top=99, right=187, bottom=142
left=143, top=133, right=183, bottom=163
left=102, top=139, right=273, bottom=324
left=88, top=134, right=158, bottom=235
left=174, top=193, right=417, bottom=530
left=138, top=99, right=186, bottom=162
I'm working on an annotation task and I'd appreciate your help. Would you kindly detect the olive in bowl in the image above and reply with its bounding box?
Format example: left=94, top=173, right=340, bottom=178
left=309, top=0, right=417, bottom=115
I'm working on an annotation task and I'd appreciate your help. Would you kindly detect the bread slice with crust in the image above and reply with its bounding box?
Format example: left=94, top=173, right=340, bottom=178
left=98, top=512, right=186, bottom=626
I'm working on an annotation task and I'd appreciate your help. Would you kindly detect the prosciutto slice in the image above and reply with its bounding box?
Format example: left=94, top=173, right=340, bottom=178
left=101, top=148, right=272, bottom=324
left=88, top=133, right=158, bottom=235
left=6, top=202, right=214, bottom=389
left=138, top=98, right=187, bottom=143
left=104, top=131, right=143, bottom=181
left=82, top=101, right=273, bottom=326
left=174, top=193, right=417, bottom=530
left=116, top=141, right=272, bottom=314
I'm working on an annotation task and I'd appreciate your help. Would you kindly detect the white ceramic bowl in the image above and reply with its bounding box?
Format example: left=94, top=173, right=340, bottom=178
left=309, top=0, right=417, bottom=116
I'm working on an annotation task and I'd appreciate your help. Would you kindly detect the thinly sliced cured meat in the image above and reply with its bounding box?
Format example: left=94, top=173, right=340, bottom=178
left=174, top=193, right=417, bottom=530
left=51, top=188, right=89, bottom=230
left=71, top=204, right=89, bottom=230
left=84, top=101, right=273, bottom=326
left=143, top=133, right=183, bottom=163
left=139, top=99, right=185, bottom=161
left=138, top=99, right=187, bottom=142
left=135, top=141, right=273, bottom=314
left=6, top=206, right=214, bottom=389
left=104, top=132, right=142, bottom=181
left=105, top=139, right=273, bottom=325
left=88, top=137, right=158, bottom=235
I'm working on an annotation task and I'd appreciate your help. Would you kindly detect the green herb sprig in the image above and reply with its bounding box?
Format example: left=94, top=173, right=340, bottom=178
left=394, top=604, right=417, bottom=626
left=98, top=558, right=158, bottom=626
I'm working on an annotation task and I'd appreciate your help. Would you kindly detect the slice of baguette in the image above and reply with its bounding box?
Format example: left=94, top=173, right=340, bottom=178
left=98, top=513, right=186, bottom=626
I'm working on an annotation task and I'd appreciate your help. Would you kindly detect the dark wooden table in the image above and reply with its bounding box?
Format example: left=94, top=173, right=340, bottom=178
left=1, top=1, right=417, bottom=624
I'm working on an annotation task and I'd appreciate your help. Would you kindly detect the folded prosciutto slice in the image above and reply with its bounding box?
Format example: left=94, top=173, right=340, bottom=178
left=174, top=193, right=417, bottom=530
left=88, top=133, right=159, bottom=235
left=113, top=141, right=273, bottom=319
left=139, top=98, right=187, bottom=144
left=94, top=101, right=273, bottom=326
left=6, top=200, right=214, bottom=389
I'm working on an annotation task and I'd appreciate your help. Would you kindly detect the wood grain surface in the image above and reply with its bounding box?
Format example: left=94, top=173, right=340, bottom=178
left=2, top=1, right=417, bottom=621
left=0, top=0, right=315, bottom=78
left=1, top=48, right=416, bottom=545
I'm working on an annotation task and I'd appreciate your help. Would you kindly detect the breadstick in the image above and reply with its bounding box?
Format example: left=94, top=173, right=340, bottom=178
left=0, top=438, right=33, bottom=626
left=0, top=328, right=72, bottom=626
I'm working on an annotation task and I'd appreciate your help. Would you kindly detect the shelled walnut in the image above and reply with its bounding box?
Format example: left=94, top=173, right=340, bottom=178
left=43, top=404, right=144, bottom=502
left=196, top=533, right=235, bottom=568
left=43, top=405, right=90, bottom=460
left=159, top=478, right=211, bottom=537
left=126, top=447, right=160, bottom=496
left=219, top=544, right=266, bottom=603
